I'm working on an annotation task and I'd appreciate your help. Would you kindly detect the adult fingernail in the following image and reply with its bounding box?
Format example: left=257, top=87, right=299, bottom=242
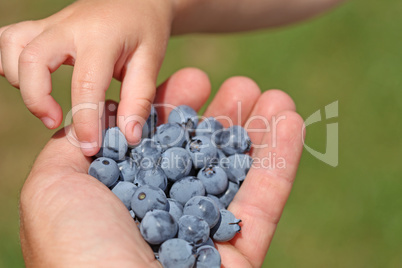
left=41, top=117, right=55, bottom=129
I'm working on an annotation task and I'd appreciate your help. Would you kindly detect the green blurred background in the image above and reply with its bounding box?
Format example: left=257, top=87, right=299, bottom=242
left=1, top=0, right=401, bottom=267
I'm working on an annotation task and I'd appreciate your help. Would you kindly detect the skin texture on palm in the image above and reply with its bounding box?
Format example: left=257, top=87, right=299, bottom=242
left=19, top=68, right=304, bottom=268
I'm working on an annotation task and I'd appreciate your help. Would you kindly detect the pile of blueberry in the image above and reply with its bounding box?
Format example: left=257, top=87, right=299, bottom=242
left=88, top=105, right=252, bottom=268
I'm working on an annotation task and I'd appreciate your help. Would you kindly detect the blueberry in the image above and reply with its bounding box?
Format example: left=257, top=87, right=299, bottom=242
left=183, top=196, right=220, bottom=228
left=161, top=147, right=192, bottom=182
left=216, top=149, right=227, bottom=161
left=219, top=126, right=251, bottom=155
left=134, top=165, right=168, bottom=191
left=131, top=185, right=169, bottom=219
left=196, top=245, right=221, bottom=268
left=217, top=181, right=240, bottom=208
left=210, top=209, right=241, bottom=242
left=206, top=194, right=225, bottom=210
left=88, top=157, right=120, bottom=187
left=167, top=198, right=184, bottom=223
left=168, top=105, right=199, bottom=130
left=140, top=210, right=178, bottom=245
left=158, top=239, right=196, bottom=268
left=111, top=181, right=137, bottom=210
left=98, top=127, right=128, bottom=161
left=130, top=138, right=162, bottom=167
left=195, top=117, right=223, bottom=144
left=170, top=177, right=206, bottom=206
left=225, top=154, right=253, bottom=183
left=196, top=237, right=215, bottom=249
left=142, top=105, right=158, bottom=138
left=210, top=149, right=226, bottom=166
left=117, top=157, right=138, bottom=182
left=178, top=215, right=210, bottom=246
left=197, top=164, right=228, bottom=195
left=185, top=136, right=218, bottom=169
left=154, top=123, right=189, bottom=148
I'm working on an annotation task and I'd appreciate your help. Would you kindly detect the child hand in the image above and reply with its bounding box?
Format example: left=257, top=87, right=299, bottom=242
left=0, top=0, right=175, bottom=155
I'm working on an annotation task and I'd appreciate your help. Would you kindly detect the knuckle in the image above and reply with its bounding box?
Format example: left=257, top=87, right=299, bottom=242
left=19, top=46, right=41, bottom=65
left=0, top=28, right=19, bottom=48
left=74, top=79, right=98, bottom=96
left=23, top=95, right=41, bottom=111
left=133, top=97, right=153, bottom=118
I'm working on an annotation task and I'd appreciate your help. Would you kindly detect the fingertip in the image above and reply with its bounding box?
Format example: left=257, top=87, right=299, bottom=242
left=221, top=76, right=261, bottom=100
left=80, top=145, right=100, bottom=157
left=41, top=117, right=56, bottom=129
left=124, top=121, right=143, bottom=146
left=156, top=67, right=211, bottom=110
left=73, top=120, right=102, bottom=156
left=260, top=89, right=296, bottom=112
left=171, top=67, right=211, bottom=96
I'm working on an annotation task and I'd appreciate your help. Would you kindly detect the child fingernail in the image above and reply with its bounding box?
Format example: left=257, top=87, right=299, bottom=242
left=132, top=123, right=142, bottom=144
left=41, top=117, right=55, bottom=129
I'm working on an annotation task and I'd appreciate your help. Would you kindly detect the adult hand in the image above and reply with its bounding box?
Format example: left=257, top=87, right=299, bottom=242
left=20, top=68, right=304, bottom=267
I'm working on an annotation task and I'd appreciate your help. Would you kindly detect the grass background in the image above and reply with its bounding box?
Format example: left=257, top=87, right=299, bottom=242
left=1, top=0, right=401, bottom=267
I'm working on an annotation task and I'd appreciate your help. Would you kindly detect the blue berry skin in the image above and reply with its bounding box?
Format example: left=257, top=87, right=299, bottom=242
left=111, top=181, right=137, bottom=210
left=210, top=209, right=241, bottom=242
left=158, top=239, right=196, bottom=268
left=183, top=196, right=220, bottom=228
left=134, top=166, right=168, bottom=191
left=117, top=157, right=138, bottom=182
left=168, top=105, right=199, bottom=130
left=167, top=198, right=184, bottom=223
left=161, top=147, right=192, bottom=182
left=197, top=164, right=228, bottom=195
left=185, top=136, right=218, bottom=169
left=217, top=149, right=227, bottom=160
left=196, top=117, right=223, bottom=143
left=131, top=185, right=169, bottom=219
left=217, top=181, right=240, bottom=208
left=98, top=127, right=128, bottom=161
left=211, top=149, right=226, bottom=166
left=142, top=105, right=158, bottom=139
left=169, top=177, right=206, bottom=206
left=225, top=154, right=253, bottom=183
left=88, top=157, right=120, bottom=187
left=130, top=138, right=162, bottom=167
left=154, top=123, right=189, bottom=148
left=196, top=245, right=221, bottom=268
left=206, top=194, right=225, bottom=210
left=140, top=210, right=178, bottom=245
left=178, top=215, right=210, bottom=246
left=219, top=125, right=252, bottom=155
left=196, top=237, right=215, bottom=249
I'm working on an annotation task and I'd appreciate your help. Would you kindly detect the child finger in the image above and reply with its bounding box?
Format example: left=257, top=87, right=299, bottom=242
left=19, top=28, right=73, bottom=131
left=70, top=43, right=120, bottom=156
left=0, top=21, right=43, bottom=86
left=117, top=45, right=163, bottom=146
